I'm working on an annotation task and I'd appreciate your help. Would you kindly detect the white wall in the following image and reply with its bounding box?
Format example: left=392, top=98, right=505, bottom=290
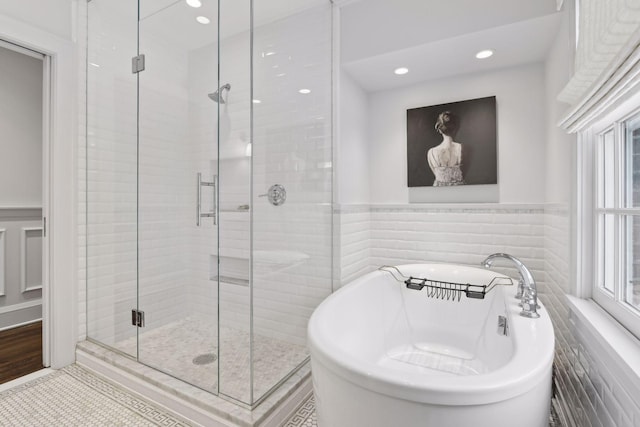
left=544, top=8, right=575, bottom=204
left=0, top=0, right=74, bottom=42
left=0, top=46, right=43, bottom=206
left=367, top=63, right=547, bottom=204
left=335, top=64, right=551, bottom=287
left=338, top=70, right=370, bottom=204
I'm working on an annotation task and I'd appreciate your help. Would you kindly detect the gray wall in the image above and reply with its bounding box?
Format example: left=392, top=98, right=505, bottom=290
left=0, top=45, right=44, bottom=330
left=0, top=45, right=43, bottom=206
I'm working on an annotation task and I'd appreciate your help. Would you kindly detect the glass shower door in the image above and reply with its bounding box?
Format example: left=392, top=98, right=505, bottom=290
left=216, top=0, right=253, bottom=404
left=137, top=0, right=220, bottom=394
left=86, top=0, right=139, bottom=358
left=87, top=0, right=333, bottom=406
left=250, top=1, right=334, bottom=403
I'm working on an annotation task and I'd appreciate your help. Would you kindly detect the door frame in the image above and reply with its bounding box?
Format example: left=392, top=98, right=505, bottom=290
left=0, top=12, right=78, bottom=368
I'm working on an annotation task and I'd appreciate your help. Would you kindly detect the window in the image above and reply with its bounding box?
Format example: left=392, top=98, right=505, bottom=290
left=592, top=110, right=640, bottom=338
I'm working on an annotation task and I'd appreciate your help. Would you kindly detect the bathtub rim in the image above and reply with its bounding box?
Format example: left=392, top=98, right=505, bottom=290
left=308, top=264, right=555, bottom=406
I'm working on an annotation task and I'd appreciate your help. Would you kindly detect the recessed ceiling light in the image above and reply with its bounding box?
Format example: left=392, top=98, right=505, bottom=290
left=196, top=16, right=210, bottom=24
left=475, top=49, right=494, bottom=59
left=394, top=67, right=409, bottom=75
left=299, top=89, right=311, bottom=94
left=186, top=0, right=202, bottom=7
left=252, top=99, right=261, bottom=104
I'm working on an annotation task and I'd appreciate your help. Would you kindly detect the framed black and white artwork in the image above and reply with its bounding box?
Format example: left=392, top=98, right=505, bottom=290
left=407, top=96, right=497, bottom=188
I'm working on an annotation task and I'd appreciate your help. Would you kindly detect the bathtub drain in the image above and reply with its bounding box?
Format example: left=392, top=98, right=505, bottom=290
left=193, top=353, right=217, bottom=365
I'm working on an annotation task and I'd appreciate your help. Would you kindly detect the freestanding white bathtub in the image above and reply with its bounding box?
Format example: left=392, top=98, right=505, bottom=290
left=308, top=264, right=554, bottom=427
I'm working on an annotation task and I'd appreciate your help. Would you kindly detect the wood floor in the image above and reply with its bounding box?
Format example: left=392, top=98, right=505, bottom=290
left=0, top=321, right=43, bottom=385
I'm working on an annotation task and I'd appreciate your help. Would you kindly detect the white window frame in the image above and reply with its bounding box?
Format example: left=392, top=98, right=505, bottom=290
left=580, top=90, right=640, bottom=340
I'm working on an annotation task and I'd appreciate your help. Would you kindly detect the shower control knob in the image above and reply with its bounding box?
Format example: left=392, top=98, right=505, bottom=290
left=259, top=184, right=286, bottom=206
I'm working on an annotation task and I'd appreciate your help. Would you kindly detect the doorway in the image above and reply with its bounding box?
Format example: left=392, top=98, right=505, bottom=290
left=0, top=40, right=48, bottom=384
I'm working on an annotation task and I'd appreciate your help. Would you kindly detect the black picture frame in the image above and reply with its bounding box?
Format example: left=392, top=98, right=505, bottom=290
left=407, top=96, right=497, bottom=187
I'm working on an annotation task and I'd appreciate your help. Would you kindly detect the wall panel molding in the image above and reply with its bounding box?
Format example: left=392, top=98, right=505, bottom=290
left=0, top=206, right=42, bottom=220
left=21, top=227, right=43, bottom=293
left=0, top=298, right=42, bottom=315
left=0, top=228, right=5, bottom=297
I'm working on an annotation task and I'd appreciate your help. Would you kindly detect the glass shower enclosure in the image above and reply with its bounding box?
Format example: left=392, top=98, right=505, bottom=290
left=85, top=0, right=332, bottom=405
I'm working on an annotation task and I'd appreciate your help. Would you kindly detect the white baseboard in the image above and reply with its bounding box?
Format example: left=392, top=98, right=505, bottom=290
left=0, top=300, right=42, bottom=330
left=0, top=317, right=42, bottom=332
left=0, top=368, right=54, bottom=392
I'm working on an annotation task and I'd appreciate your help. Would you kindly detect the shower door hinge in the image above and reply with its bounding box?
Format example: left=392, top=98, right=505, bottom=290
left=131, top=309, right=145, bottom=328
left=132, top=54, right=145, bottom=74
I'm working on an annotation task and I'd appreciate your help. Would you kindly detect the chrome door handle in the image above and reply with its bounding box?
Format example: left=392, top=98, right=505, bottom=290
left=197, top=173, right=217, bottom=226
left=197, top=173, right=202, bottom=226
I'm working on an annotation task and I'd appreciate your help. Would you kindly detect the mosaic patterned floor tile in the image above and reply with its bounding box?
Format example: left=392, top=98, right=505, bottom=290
left=283, top=395, right=317, bottom=427
left=0, top=367, right=553, bottom=427
left=281, top=394, right=555, bottom=427
left=0, top=365, right=190, bottom=427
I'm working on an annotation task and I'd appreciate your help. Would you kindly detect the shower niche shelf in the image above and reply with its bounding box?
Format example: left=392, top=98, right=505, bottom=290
left=210, top=251, right=311, bottom=283
left=210, top=255, right=250, bottom=285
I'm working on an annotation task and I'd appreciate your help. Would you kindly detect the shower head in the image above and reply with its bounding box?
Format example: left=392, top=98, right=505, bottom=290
left=208, top=83, right=231, bottom=104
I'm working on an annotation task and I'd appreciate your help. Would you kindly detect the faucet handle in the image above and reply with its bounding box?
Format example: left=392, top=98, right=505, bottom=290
left=517, top=284, right=541, bottom=309
left=519, top=287, right=540, bottom=319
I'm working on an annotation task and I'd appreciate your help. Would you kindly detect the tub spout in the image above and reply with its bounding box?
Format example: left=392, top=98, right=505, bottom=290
left=481, top=253, right=540, bottom=319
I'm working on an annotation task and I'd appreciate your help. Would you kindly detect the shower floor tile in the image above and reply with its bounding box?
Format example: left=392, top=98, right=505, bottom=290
left=116, top=315, right=308, bottom=402
left=0, top=365, right=190, bottom=426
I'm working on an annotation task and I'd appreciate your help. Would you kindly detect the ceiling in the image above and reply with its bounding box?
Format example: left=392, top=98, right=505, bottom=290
left=138, top=0, right=328, bottom=51
left=340, top=0, right=562, bottom=92
left=94, top=0, right=563, bottom=91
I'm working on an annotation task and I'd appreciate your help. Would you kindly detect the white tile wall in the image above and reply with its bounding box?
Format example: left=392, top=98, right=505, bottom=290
left=336, top=205, right=371, bottom=286
left=335, top=204, right=546, bottom=289
left=369, top=207, right=545, bottom=282
left=542, top=205, right=640, bottom=427
left=77, top=0, right=88, bottom=342
left=541, top=206, right=575, bottom=423
left=566, top=311, right=640, bottom=427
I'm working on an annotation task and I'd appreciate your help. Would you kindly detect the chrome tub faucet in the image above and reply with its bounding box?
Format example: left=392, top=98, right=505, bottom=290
left=481, top=253, right=540, bottom=319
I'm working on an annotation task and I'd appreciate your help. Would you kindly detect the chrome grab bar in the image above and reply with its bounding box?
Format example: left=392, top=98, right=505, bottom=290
left=197, top=173, right=217, bottom=226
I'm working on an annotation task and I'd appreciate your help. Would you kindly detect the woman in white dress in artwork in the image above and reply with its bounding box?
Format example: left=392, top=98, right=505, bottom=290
left=427, top=111, right=465, bottom=186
